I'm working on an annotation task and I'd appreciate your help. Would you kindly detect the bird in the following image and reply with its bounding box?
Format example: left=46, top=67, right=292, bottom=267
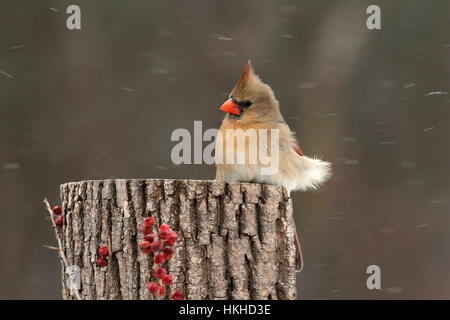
left=215, top=61, right=332, bottom=271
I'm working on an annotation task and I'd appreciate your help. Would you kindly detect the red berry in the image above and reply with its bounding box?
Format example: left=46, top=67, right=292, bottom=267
left=143, top=217, right=155, bottom=228
left=150, top=241, right=162, bottom=253
left=162, top=274, right=173, bottom=286
left=164, top=239, right=175, bottom=248
left=164, top=253, right=173, bottom=260
left=163, top=246, right=173, bottom=256
left=159, top=223, right=170, bottom=232
left=144, top=233, right=155, bottom=243
left=158, top=286, right=165, bottom=297
left=158, top=230, right=169, bottom=240
left=154, top=254, right=165, bottom=265
left=140, top=241, right=151, bottom=254
left=55, top=216, right=63, bottom=228
left=97, top=257, right=108, bottom=267
left=168, top=231, right=177, bottom=243
left=163, top=240, right=172, bottom=247
left=153, top=267, right=166, bottom=279
left=148, top=282, right=158, bottom=294
left=53, top=206, right=62, bottom=215
left=172, top=290, right=183, bottom=300
left=141, top=224, right=152, bottom=235
left=98, top=245, right=109, bottom=257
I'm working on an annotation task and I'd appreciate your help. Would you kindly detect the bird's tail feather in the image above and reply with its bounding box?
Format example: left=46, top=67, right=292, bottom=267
left=295, top=156, right=332, bottom=192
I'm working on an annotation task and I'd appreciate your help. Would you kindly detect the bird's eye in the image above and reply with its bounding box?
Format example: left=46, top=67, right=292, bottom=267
left=244, top=100, right=252, bottom=107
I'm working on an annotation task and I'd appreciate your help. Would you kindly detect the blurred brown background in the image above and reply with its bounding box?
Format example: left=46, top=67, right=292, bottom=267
left=0, top=0, right=449, bottom=299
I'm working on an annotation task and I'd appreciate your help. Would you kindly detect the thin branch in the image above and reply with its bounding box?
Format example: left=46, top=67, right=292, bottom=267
left=43, top=198, right=81, bottom=300
left=43, top=245, right=59, bottom=250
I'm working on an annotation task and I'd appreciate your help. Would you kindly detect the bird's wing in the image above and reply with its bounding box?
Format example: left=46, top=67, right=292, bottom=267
left=293, top=145, right=304, bottom=157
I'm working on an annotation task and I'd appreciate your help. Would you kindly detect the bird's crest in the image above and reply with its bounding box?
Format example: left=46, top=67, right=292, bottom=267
left=239, top=60, right=254, bottom=83
left=232, top=60, right=262, bottom=96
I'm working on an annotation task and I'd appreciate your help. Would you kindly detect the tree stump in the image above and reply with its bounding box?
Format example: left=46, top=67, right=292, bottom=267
left=58, top=179, right=297, bottom=300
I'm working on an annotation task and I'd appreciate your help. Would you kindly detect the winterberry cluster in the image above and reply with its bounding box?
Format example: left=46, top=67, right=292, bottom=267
left=97, top=245, right=109, bottom=267
left=52, top=206, right=64, bottom=229
left=140, top=217, right=183, bottom=300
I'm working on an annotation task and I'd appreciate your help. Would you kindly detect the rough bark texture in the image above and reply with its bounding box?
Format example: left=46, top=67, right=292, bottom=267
left=59, top=179, right=297, bottom=300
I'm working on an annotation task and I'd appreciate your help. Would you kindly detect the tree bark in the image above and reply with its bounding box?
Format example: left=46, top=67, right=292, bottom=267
left=58, top=179, right=297, bottom=300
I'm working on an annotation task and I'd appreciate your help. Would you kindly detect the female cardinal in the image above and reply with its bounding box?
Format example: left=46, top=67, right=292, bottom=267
left=215, top=61, right=331, bottom=271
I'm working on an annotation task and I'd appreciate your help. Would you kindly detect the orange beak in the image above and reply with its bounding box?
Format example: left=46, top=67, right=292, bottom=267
left=220, top=98, right=240, bottom=115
